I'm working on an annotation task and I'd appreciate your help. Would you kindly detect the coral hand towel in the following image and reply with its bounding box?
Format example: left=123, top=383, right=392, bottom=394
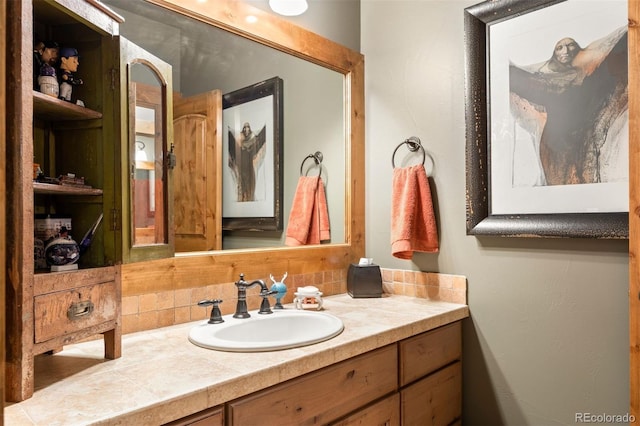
left=286, top=176, right=330, bottom=246
left=391, top=164, right=438, bottom=259
left=307, top=179, right=331, bottom=244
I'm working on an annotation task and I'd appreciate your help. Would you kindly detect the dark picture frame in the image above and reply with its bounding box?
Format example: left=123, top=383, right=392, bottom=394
left=222, top=77, right=284, bottom=231
left=464, top=0, right=628, bottom=238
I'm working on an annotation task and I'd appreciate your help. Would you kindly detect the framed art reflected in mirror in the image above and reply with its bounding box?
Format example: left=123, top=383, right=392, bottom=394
left=222, top=77, right=284, bottom=231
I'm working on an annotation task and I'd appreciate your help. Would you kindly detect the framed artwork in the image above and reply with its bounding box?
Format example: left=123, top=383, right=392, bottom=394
left=222, top=77, right=284, bottom=231
left=464, top=0, right=628, bottom=238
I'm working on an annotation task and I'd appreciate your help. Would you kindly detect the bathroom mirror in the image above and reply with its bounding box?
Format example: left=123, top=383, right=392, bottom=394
left=105, top=0, right=347, bottom=251
left=117, top=0, right=364, bottom=293
left=130, top=64, right=166, bottom=247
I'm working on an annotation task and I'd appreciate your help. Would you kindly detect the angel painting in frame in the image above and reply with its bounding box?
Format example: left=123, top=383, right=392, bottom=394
left=222, top=76, right=283, bottom=231
left=464, top=0, right=628, bottom=238
left=227, top=122, right=267, bottom=202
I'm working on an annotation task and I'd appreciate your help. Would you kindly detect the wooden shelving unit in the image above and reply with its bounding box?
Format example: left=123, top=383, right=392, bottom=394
left=5, top=0, right=123, bottom=402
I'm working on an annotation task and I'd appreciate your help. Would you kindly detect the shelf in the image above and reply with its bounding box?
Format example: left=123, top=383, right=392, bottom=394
left=34, top=182, right=103, bottom=196
left=33, top=91, right=102, bottom=121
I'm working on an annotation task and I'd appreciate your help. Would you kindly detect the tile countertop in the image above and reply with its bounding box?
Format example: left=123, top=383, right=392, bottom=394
left=5, top=294, right=469, bottom=426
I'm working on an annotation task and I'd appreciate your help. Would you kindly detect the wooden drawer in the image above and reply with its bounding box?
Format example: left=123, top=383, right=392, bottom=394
left=34, top=280, right=118, bottom=343
left=330, top=393, right=400, bottom=426
left=399, top=322, right=461, bottom=386
left=227, top=344, right=398, bottom=425
left=400, top=361, right=461, bottom=426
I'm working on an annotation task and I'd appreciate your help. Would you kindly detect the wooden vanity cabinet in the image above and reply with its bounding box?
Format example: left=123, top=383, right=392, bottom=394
left=166, top=321, right=462, bottom=426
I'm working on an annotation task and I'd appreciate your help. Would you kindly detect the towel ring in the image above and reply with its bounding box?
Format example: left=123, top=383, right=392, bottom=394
left=391, top=136, right=434, bottom=171
left=300, top=151, right=324, bottom=177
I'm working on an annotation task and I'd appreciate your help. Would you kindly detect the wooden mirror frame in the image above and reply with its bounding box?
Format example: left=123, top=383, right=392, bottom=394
left=120, top=0, right=365, bottom=294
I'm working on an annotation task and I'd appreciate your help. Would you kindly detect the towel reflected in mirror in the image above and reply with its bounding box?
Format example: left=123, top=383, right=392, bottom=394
left=285, top=176, right=330, bottom=246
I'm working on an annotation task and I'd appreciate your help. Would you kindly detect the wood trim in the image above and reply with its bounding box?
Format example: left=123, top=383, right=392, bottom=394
left=34, top=266, right=117, bottom=295
left=5, top=0, right=35, bottom=403
left=1, top=0, right=6, bottom=417
left=48, top=0, right=120, bottom=34
left=84, top=0, right=125, bottom=23
left=146, top=0, right=362, bottom=73
left=122, top=244, right=354, bottom=295
left=631, top=0, right=639, bottom=417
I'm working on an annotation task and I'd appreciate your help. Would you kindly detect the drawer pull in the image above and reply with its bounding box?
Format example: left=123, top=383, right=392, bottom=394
left=67, top=300, right=94, bottom=320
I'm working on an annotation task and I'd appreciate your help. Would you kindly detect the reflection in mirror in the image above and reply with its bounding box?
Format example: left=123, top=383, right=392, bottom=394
left=104, top=0, right=346, bottom=251
left=130, top=62, right=167, bottom=247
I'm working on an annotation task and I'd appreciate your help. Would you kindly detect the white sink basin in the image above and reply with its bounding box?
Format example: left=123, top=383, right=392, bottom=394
left=188, top=309, right=344, bottom=352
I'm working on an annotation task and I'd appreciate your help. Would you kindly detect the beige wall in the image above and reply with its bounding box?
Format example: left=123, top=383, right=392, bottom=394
left=362, top=1, right=629, bottom=424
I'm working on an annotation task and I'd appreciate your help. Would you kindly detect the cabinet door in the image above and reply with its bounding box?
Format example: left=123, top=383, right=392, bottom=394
left=399, top=322, right=461, bottom=387
left=401, top=362, right=462, bottom=426
left=119, top=37, right=174, bottom=263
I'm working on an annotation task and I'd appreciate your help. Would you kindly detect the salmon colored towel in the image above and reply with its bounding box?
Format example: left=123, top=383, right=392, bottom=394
left=285, top=176, right=330, bottom=246
left=391, top=164, right=438, bottom=259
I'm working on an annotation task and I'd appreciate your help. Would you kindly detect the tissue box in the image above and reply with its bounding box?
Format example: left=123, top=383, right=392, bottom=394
left=347, top=264, right=382, bottom=298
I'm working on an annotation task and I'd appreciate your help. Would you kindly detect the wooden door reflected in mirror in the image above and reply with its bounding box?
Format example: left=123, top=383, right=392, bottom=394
left=173, top=90, right=222, bottom=252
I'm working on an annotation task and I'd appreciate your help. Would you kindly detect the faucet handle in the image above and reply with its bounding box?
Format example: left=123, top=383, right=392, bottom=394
left=198, top=299, right=224, bottom=324
left=258, top=291, right=275, bottom=315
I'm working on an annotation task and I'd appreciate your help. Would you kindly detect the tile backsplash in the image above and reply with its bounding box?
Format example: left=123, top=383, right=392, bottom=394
left=381, top=269, right=467, bottom=305
left=122, top=268, right=467, bottom=334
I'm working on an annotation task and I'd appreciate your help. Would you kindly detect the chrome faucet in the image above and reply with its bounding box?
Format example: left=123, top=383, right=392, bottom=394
left=233, top=273, right=275, bottom=318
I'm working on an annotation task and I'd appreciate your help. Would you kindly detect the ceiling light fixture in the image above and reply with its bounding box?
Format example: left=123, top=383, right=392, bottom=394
left=268, top=0, right=308, bottom=16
